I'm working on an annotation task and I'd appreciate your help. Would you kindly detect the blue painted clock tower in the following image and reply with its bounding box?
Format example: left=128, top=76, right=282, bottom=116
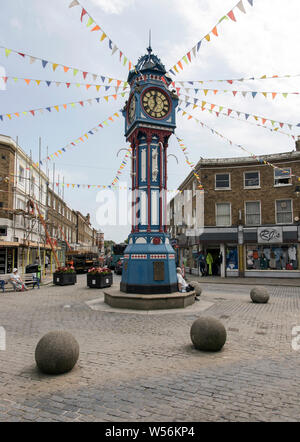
left=120, top=46, right=179, bottom=294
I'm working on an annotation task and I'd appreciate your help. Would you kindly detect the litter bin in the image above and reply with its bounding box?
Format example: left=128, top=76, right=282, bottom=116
left=26, top=264, right=42, bottom=282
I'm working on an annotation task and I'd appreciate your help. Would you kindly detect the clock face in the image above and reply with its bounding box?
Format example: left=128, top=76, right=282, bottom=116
left=142, top=89, right=170, bottom=119
left=128, top=96, right=136, bottom=124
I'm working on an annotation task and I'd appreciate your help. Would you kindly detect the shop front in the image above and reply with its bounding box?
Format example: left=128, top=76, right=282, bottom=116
left=176, top=225, right=300, bottom=278
left=0, top=244, right=19, bottom=274
left=244, top=226, right=300, bottom=278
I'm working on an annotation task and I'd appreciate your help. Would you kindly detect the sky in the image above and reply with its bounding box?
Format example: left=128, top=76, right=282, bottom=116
left=0, top=0, right=300, bottom=243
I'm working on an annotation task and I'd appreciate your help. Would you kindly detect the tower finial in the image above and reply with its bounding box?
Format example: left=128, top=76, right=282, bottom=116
left=147, top=29, right=152, bottom=56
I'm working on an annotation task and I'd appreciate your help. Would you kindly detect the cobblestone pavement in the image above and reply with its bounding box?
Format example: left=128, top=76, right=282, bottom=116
left=0, top=275, right=300, bottom=422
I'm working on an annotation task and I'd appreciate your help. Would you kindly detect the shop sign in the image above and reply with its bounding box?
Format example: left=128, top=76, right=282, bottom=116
left=257, top=227, right=283, bottom=244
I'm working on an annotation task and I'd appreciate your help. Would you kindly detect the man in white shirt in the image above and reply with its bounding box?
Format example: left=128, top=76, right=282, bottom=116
left=176, top=268, right=199, bottom=301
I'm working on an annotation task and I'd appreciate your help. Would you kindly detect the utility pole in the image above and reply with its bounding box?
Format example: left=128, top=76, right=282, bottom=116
left=38, top=137, right=42, bottom=271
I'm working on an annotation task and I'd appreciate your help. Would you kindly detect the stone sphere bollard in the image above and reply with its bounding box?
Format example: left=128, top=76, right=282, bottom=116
left=193, top=283, right=202, bottom=297
left=35, top=331, right=79, bottom=375
left=250, top=287, right=270, bottom=304
left=190, top=317, right=227, bottom=352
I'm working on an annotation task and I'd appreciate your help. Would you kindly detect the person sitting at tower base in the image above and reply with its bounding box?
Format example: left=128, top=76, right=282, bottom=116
left=176, top=268, right=199, bottom=301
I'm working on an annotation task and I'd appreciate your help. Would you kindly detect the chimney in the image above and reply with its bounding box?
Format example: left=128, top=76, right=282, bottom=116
left=296, top=136, right=300, bottom=152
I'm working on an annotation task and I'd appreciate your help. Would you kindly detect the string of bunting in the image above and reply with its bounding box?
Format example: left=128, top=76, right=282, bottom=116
left=0, top=45, right=125, bottom=83
left=178, top=94, right=300, bottom=133
left=69, top=0, right=134, bottom=71
left=111, top=149, right=132, bottom=186
left=0, top=92, right=128, bottom=122
left=180, top=113, right=300, bottom=182
left=169, top=0, right=254, bottom=76
left=174, top=73, right=300, bottom=84
left=175, top=136, right=203, bottom=190
left=0, top=75, right=128, bottom=90
left=32, top=110, right=122, bottom=168
left=174, top=86, right=299, bottom=100
left=52, top=182, right=180, bottom=192
left=178, top=105, right=295, bottom=140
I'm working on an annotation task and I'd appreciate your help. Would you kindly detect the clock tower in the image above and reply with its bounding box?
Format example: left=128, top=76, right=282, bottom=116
left=121, top=46, right=179, bottom=294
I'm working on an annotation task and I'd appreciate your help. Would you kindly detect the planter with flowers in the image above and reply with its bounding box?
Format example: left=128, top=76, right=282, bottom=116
left=87, top=267, right=113, bottom=289
left=53, top=266, right=77, bottom=286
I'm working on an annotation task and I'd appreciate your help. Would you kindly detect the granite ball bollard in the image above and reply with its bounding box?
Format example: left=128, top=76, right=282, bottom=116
left=35, top=331, right=79, bottom=375
left=190, top=317, right=227, bottom=352
left=193, top=283, right=202, bottom=297
left=250, top=287, right=270, bottom=304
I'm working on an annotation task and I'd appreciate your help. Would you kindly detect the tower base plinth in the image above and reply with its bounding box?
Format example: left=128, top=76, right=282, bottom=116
left=104, top=288, right=195, bottom=311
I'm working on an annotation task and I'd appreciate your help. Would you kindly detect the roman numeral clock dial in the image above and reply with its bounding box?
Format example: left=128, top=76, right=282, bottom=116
left=142, top=89, right=170, bottom=119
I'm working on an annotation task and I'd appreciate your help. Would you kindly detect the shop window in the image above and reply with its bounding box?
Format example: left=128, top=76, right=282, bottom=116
left=226, top=247, right=238, bottom=270
left=0, top=227, right=7, bottom=236
left=216, top=203, right=231, bottom=226
left=246, top=244, right=298, bottom=271
left=274, top=168, right=292, bottom=186
left=244, top=171, right=260, bottom=188
left=276, top=199, right=293, bottom=224
left=215, top=173, right=230, bottom=189
left=245, top=201, right=261, bottom=225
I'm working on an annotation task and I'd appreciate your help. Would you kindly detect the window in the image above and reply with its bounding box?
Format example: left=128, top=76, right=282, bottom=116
left=216, top=203, right=231, bottom=226
left=1, top=154, right=6, bottom=160
left=19, top=166, right=25, bottom=184
left=215, top=173, right=230, bottom=189
left=244, top=171, right=260, bottom=188
left=0, top=227, right=7, bottom=236
left=245, top=201, right=261, bottom=225
left=17, top=199, right=26, bottom=210
left=274, top=168, right=292, bottom=186
left=276, top=199, right=293, bottom=224
left=0, top=202, right=4, bottom=208
left=31, top=177, right=35, bottom=195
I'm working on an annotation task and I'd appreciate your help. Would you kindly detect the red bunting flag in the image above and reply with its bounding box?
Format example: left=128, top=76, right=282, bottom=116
left=81, top=8, right=87, bottom=22
left=227, top=10, right=236, bottom=21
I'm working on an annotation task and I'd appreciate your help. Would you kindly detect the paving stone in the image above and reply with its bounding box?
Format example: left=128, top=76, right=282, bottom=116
left=0, top=275, right=300, bottom=422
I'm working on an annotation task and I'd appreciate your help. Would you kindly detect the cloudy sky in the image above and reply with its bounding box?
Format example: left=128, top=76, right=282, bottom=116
left=0, top=0, right=300, bottom=242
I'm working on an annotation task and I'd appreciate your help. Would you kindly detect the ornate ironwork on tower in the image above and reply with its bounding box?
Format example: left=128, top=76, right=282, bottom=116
left=121, top=47, right=179, bottom=294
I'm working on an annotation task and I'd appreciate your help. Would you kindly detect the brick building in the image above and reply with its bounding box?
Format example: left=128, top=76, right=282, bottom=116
left=0, top=134, right=50, bottom=273
left=168, top=138, right=300, bottom=278
left=0, top=135, right=102, bottom=273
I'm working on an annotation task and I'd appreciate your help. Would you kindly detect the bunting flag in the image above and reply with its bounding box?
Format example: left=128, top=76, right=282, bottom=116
left=111, top=149, right=132, bottom=186
left=31, top=110, right=122, bottom=169
left=68, top=0, right=134, bottom=71
left=0, top=75, right=128, bottom=90
left=168, top=0, right=254, bottom=76
left=177, top=114, right=300, bottom=181
left=0, top=45, right=126, bottom=83
left=174, top=72, right=300, bottom=84
left=0, top=92, right=128, bottom=123
left=177, top=95, right=300, bottom=133
left=173, top=85, right=299, bottom=100
left=175, top=136, right=204, bottom=190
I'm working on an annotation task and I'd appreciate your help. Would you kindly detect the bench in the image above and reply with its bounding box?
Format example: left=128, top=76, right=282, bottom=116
left=0, top=273, right=40, bottom=292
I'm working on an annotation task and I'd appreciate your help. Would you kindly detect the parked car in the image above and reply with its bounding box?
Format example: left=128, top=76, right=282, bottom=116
left=114, top=258, right=124, bottom=275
